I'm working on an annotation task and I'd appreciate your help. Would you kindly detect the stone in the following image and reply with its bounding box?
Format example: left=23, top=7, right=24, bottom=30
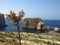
left=22, top=18, right=44, bottom=29
left=0, top=13, right=6, bottom=27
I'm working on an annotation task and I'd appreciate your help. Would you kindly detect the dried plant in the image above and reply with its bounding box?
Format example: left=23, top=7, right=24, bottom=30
left=6, top=10, right=25, bottom=45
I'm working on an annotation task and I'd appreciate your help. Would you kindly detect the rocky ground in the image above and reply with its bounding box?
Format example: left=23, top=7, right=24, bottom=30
left=0, top=31, right=60, bottom=45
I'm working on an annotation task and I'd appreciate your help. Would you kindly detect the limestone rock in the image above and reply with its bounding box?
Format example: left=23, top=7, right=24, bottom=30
left=22, top=18, right=44, bottom=29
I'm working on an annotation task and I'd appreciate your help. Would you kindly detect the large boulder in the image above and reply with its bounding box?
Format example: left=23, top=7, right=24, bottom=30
left=22, top=18, right=44, bottom=29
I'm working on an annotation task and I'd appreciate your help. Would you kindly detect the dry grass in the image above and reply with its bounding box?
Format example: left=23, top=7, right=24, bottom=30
left=0, top=31, right=60, bottom=45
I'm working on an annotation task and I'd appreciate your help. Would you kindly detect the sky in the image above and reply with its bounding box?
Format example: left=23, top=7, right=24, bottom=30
left=0, top=0, right=60, bottom=20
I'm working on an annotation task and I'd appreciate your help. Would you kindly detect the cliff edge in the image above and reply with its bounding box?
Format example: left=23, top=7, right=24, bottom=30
left=0, top=13, right=6, bottom=27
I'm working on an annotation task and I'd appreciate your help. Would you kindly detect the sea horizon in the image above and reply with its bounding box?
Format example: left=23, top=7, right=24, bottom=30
left=0, top=20, right=59, bottom=32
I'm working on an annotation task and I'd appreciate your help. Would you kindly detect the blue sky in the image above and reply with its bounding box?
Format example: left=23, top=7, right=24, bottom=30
left=0, top=0, right=60, bottom=20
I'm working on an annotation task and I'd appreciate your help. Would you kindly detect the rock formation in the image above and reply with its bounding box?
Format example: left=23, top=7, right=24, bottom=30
left=22, top=18, right=44, bottom=29
left=0, top=13, right=6, bottom=27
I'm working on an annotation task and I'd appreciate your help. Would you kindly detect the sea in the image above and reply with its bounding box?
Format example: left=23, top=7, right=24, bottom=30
left=0, top=20, right=60, bottom=33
